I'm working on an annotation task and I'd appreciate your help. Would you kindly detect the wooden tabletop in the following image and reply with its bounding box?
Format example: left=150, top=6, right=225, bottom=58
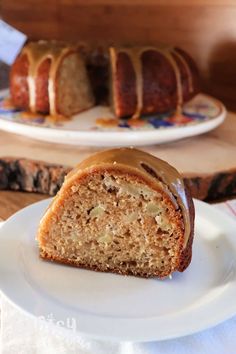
left=0, top=191, right=47, bottom=220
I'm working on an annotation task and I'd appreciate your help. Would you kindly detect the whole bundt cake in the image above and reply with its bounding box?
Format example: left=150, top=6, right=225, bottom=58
left=10, top=41, right=95, bottom=117
left=37, top=148, right=195, bottom=278
left=10, top=41, right=199, bottom=119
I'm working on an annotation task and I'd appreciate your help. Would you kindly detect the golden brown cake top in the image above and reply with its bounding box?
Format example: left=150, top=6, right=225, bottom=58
left=66, top=148, right=191, bottom=248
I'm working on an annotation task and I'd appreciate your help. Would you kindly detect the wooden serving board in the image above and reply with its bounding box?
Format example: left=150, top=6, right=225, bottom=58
left=0, top=111, right=236, bottom=201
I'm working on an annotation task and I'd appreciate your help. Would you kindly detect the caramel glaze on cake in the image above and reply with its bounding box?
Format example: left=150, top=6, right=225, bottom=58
left=10, top=41, right=199, bottom=119
left=10, top=41, right=95, bottom=117
left=37, top=148, right=195, bottom=278
left=110, top=46, right=199, bottom=118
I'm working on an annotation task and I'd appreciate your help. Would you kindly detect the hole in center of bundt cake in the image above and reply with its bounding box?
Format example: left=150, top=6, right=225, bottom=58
left=41, top=171, right=184, bottom=277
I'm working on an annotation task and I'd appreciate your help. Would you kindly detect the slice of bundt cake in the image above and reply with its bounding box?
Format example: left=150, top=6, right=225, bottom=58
left=37, top=148, right=194, bottom=278
left=10, top=40, right=95, bottom=117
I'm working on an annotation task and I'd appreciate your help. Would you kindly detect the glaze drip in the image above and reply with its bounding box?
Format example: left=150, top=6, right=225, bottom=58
left=172, top=49, right=193, bottom=94
left=22, top=41, right=77, bottom=115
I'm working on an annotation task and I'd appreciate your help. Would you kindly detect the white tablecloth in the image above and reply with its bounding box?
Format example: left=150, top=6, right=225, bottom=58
left=1, top=200, right=236, bottom=354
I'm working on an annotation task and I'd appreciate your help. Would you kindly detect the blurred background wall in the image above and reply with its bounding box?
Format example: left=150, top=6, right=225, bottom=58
left=2, top=0, right=236, bottom=109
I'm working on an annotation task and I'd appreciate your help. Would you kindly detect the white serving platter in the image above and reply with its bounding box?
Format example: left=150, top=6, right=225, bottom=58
left=0, top=90, right=226, bottom=146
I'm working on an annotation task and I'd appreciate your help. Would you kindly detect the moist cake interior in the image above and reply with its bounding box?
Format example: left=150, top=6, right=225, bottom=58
left=40, top=170, right=184, bottom=277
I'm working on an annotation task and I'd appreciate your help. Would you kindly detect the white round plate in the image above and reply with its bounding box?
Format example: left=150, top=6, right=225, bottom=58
left=0, top=199, right=236, bottom=342
left=0, top=89, right=226, bottom=147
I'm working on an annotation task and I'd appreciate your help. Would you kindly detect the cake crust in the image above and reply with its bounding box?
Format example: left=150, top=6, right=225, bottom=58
left=10, top=54, right=30, bottom=110
left=110, top=46, right=199, bottom=118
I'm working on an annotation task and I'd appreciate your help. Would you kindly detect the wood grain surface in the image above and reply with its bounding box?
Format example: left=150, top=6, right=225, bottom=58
left=2, top=0, right=236, bottom=109
left=0, top=191, right=47, bottom=220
